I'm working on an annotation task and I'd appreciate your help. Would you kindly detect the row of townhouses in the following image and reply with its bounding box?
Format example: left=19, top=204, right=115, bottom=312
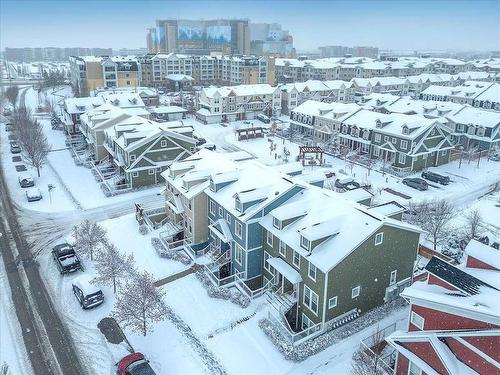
left=280, top=72, right=500, bottom=114
left=290, top=98, right=500, bottom=172
left=275, top=56, right=477, bottom=83
left=195, top=84, right=281, bottom=123
left=387, top=240, right=500, bottom=375
left=65, top=94, right=196, bottom=190
left=158, top=149, right=421, bottom=344
left=420, top=81, right=500, bottom=111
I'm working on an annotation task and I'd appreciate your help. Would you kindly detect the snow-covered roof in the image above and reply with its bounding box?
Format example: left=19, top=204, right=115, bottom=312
left=150, top=105, right=187, bottom=114
left=267, top=257, right=302, bottom=284
left=202, top=84, right=277, bottom=98
left=261, top=187, right=420, bottom=272
left=447, top=105, right=500, bottom=129
left=65, top=96, right=105, bottom=114
left=464, top=239, right=500, bottom=270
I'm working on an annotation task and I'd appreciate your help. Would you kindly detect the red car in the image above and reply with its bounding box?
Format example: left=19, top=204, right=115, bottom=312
left=117, top=353, right=156, bottom=375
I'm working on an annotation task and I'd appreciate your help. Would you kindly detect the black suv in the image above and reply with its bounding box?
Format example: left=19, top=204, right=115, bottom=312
left=52, top=243, right=83, bottom=274
left=421, top=171, right=450, bottom=185
left=402, top=177, right=428, bottom=191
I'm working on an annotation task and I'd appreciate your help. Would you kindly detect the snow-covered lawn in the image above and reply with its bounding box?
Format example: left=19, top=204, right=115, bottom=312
left=100, top=213, right=190, bottom=280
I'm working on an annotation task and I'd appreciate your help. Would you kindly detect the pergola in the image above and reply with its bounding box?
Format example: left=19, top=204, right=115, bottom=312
left=298, top=146, right=324, bottom=166
left=236, top=126, right=265, bottom=141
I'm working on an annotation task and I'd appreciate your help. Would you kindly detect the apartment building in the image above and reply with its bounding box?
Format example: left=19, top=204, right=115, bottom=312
left=4, top=47, right=112, bottom=62
left=261, top=187, right=420, bottom=342
left=387, top=243, right=500, bottom=375
left=196, top=84, right=281, bottom=123
left=420, top=81, right=500, bottom=111
left=350, top=77, right=410, bottom=101
left=150, top=19, right=250, bottom=55
left=69, top=55, right=141, bottom=95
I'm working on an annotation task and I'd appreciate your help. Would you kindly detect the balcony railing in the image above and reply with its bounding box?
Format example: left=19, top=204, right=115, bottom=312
left=267, top=310, right=324, bottom=346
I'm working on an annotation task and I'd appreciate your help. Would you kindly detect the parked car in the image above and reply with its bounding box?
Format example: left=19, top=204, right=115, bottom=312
left=195, top=137, right=207, bottom=146
left=199, top=143, right=216, bottom=151
left=334, top=177, right=361, bottom=191
left=18, top=173, right=34, bottom=188
left=52, top=243, right=83, bottom=274
left=25, top=188, right=42, bottom=202
left=117, top=353, right=156, bottom=375
left=10, top=141, right=21, bottom=154
left=421, top=171, right=450, bottom=185
left=257, top=114, right=270, bottom=124
left=72, top=275, right=104, bottom=309
left=402, top=178, right=428, bottom=191
left=15, top=164, right=27, bottom=172
left=490, top=153, right=500, bottom=162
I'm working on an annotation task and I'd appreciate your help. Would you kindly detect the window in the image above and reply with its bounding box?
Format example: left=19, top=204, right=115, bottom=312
left=374, top=134, right=381, bottom=143
left=293, top=250, right=300, bottom=268
left=303, top=285, right=319, bottom=314
left=130, top=154, right=136, bottom=161
left=391, top=137, right=397, bottom=144
left=441, top=150, right=447, bottom=156
left=373, top=147, right=380, bottom=157
left=218, top=207, right=223, bottom=217
left=273, top=217, right=281, bottom=229
left=160, top=140, right=167, bottom=147
left=148, top=168, right=155, bottom=175
left=308, top=263, right=317, bottom=281
left=264, top=251, right=274, bottom=273
left=225, top=212, right=231, bottom=224
left=302, top=313, right=313, bottom=330
left=351, top=286, right=361, bottom=299
left=398, top=153, right=406, bottom=164
left=234, top=243, right=243, bottom=265
left=234, top=196, right=242, bottom=212
left=132, top=171, right=139, bottom=178
left=408, top=362, right=423, bottom=375
left=390, top=270, right=397, bottom=285
left=266, top=231, right=273, bottom=247
left=328, top=296, right=337, bottom=309
left=410, top=311, right=425, bottom=330
left=235, top=221, right=242, bottom=239
left=400, top=140, right=408, bottom=150
left=279, top=240, right=286, bottom=257
left=209, top=201, right=215, bottom=215
left=384, top=136, right=389, bottom=142
left=301, top=236, right=310, bottom=250
left=375, top=232, right=384, bottom=245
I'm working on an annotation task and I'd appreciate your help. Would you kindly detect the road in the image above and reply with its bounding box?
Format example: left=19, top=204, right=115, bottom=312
left=0, top=141, right=85, bottom=374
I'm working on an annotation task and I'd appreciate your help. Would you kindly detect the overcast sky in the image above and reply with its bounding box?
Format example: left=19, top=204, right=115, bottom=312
left=1, top=0, right=499, bottom=52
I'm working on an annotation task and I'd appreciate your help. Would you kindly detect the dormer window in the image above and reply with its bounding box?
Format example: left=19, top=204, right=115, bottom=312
left=209, top=179, right=216, bottom=192
left=402, top=126, right=409, bottom=135
left=234, top=196, right=242, bottom=212
left=301, top=236, right=310, bottom=250
left=273, top=217, right=281, bottom=229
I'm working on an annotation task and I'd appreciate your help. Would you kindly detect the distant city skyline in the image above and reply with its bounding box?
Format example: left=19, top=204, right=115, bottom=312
left=1, top=0, right=499, bottom=52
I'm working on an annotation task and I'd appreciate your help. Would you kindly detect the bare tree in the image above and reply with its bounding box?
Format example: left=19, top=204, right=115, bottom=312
left=350, top=326, right=386, bottom=375
left=94, top=242, right=135, bottom=294
left=4, top=85, right=19, bottom=109
left=73, top=220, right=108, bottom=261
left=405, top=199, right=456, bottom=250
left=113, top=271, right=168, bottom=336
left=17, top=119, right=51, bottom=177
left=0, top=362, right=10, bottom=375
left=463, top=208, right=484, bottom=242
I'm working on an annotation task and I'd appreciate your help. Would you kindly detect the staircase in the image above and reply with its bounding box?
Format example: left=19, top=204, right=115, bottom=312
left=265, top=288, right=297, bottom=313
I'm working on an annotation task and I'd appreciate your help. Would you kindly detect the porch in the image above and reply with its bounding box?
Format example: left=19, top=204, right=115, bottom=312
left=92, top=156, right=131, bottom=193
left=203, top=220, right=234, bottom=287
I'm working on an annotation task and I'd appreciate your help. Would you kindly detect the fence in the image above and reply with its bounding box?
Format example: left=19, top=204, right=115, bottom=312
left=267, top=310, right=324, bottom=345
left=358, top=322, right=397, bottom=374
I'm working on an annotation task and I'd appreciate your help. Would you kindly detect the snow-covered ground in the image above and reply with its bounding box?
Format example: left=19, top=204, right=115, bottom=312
left=0, top=259, right=33, bottom=375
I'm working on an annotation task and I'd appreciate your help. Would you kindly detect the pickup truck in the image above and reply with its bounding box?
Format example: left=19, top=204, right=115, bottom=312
left=52, top=243, right=83, bottom=274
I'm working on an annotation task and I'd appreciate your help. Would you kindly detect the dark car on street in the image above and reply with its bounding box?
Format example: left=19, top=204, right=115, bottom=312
left=402, top=177, right=428, bottom=191
left=117, top=353, right=156, bottom=375
left=421, top=171, right=450, bottom=185
left=52, top=243, right=83, bottom=274
left=10, top=141, right=21, bottom=154
left=72, top=275, right=104, bottom=309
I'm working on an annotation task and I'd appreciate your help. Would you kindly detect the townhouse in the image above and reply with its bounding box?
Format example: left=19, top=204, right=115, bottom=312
left=205, top=160, right=304, bottom=288
left=102, top=120, right=196, bottom=188
left=79, top=104, right=150, bottom=161
left=352, top=110, right=454, bottom=172
left=387, top=241, right=500, bottom=375
left=420, top=81, right=500, bottom=111
left=280, top=80, right=350, bottom=114
left=260, top=187, right=421, bottom=342
left=195, top=84, right=281, bottom=123
left=289, top=100, right=361, bottom=142
left=349, top=77, right=410, bottom=102
left=160, top=149, right=253, bottom=253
